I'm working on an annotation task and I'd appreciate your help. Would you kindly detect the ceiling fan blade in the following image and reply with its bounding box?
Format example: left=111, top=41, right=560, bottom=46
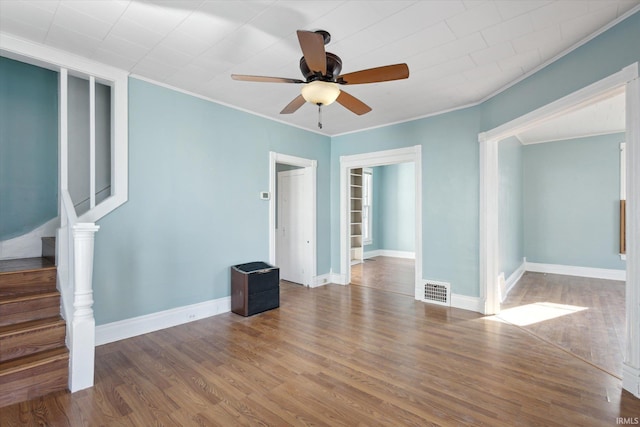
left=297, top=30, right=326, bottom=75
left=232, top=74, right=304, bottom=84
left=338, top=63, right=409, bottom=85
left=336, top=90, right=372, bottom=115
left=280, top=95, right=307, bottom=114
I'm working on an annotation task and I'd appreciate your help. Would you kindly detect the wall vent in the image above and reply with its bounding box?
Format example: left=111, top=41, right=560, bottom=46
left=422, top=280, right=450, bottom=306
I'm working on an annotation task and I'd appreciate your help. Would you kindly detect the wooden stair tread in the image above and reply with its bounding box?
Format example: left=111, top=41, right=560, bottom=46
left=0, top=316, right=65, bottom=338
left=0, top=290, right=60, bottom=304
left=0, top=347, right=68, bottom=377
left=0, top=257, right=55, bottom=274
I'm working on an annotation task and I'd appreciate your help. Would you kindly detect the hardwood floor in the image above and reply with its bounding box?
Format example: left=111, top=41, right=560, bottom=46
left=351, top=256, right=414, bottom=296
left=501, top=271, right=625, bottom=378
left=2, top=279, right=640, bottom=426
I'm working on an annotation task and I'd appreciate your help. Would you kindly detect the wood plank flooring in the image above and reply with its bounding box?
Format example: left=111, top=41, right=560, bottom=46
left=351, top=256, right=414, bottom=296
left=2, top=278, right=639, bottom=425
left=501, top=271, right=625, bottom=378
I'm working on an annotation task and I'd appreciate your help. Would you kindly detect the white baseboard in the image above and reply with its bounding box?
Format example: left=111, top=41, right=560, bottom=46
left=311, top=273, right=331, bottom=288
left=364, top=249, right=415, bottom=259
left=0, top=217, right=59, bottom=260
left=95, top=296, right=231, bottom=346
left=525, top=262, right=626, bottom=281
left=451, top=293, right=483, bottom=313
left=330, top=272, right=348, bottom=285
left=502, top=259, right=526, bottom=302
left=623, top=363, right=640, bottom=398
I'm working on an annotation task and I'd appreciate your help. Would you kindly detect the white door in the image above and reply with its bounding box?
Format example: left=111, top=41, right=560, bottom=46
left=277, top=169, right=306, bottom=284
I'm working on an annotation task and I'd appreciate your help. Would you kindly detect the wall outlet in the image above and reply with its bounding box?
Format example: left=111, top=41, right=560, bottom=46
left=187, top=313, right=196, bottom=320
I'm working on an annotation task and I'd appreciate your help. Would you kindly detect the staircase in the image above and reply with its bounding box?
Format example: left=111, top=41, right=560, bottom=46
left=0, top=255, right=68, bottom=407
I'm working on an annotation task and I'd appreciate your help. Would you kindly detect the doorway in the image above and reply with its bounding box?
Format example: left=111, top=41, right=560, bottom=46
left=479, top=63, right=640, bottom=397
left=339, top=146, right=422, bottom=299
left=269, top=152, right=317, bottom=287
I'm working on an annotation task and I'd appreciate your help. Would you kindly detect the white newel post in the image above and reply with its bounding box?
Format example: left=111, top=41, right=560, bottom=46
left=69, top=223, right=100, bottom=392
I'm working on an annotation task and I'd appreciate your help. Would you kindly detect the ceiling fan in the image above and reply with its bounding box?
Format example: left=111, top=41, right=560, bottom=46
left=231, top=30, right=409, bottom=128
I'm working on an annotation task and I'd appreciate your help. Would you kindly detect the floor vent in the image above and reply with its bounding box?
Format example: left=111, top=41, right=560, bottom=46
left=422, top=280, right=450, bottom=306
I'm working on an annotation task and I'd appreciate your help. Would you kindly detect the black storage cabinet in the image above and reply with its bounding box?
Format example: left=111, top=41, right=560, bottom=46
left=231, top=262, right=279, bottom=316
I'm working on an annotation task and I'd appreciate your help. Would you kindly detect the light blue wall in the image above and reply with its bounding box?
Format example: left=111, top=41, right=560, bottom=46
left=499, top=137, right=524, bottom=279
left=523, top=134, right=625, bottom=270
left=92, top=78, right=331, bottom=325
left=331, top=107, right=481, bottom=296
left=373, top=163, right=415, bottom=252
left=0, top=57, right=58, bottom=240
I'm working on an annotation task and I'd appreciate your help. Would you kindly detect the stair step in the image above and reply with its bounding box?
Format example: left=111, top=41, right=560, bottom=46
left=41, top=237, right=56, bottom=263
left=0, top=291, right=61, bottom=327
left=0, top=347, right=69, bottom=408
left=0, top=258, right=56, bottom=297
left=0, top=317, right=66, bottom=362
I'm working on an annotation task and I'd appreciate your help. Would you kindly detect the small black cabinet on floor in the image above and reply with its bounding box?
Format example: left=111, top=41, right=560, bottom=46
left=231, top=262, right=279, bottom=316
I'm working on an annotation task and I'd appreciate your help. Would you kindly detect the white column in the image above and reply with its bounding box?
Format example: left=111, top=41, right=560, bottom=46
left=623, top=75, right=640, bottom=397
left=69, top=223, right=100, bottom=392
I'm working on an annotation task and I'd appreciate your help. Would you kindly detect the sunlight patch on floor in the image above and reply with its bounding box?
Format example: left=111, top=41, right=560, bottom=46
left=487, top=302, right=588, bottom=326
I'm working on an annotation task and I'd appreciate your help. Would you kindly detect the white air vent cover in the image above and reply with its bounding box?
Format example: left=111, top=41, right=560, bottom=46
left=422, top=280, right=450, bottom=306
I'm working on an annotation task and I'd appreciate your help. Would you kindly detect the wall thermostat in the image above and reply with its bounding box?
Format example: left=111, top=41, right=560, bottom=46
left=260, top=191, right=270, bottom=200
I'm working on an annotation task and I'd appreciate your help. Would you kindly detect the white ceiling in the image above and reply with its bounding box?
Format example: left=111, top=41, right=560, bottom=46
left=0, top=0, right=638, bottom=136
left=516, top=90, right=626, bottom=144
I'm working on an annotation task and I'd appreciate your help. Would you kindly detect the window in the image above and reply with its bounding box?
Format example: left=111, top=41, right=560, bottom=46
left=362, top=169, right=373, bottom=245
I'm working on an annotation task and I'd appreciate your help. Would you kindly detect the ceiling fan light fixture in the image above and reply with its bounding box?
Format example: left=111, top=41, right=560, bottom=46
left=301, top=81, right=340, bottom=106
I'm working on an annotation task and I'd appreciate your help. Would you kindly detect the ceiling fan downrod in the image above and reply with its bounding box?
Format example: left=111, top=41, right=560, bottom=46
left=317, top=103, right=323, bottom=129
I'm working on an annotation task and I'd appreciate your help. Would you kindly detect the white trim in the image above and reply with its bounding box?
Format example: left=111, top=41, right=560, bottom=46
left=479, top=136, right=500, bottom=315
left=340, top=146, right=422, bottom=299
left=624, top=65, right=640, bottom=395
left=526, top=262, right=626, bottom=281
left=312, top=273, right=331, bottom=288
left=503, top=259, right=526, bottom=301
left=621, top=142, right=627, bottom=199
left=450, top=294, right=484, bottom=313
left=269, top=152, right=317, bottom=288
left=330, top=272, right=348, bottom=285
left=623, top=364, right=640, bottom=399
left=95, top=296, right=231, bottom=346
left=364, top=249, right=415, bottom=259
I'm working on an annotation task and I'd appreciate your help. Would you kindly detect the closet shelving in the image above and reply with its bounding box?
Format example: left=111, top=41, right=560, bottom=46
left=350, top=168, right=363, bottom=264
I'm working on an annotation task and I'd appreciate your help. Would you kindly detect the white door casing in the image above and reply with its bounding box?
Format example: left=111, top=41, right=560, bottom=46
left=339, top=145, right=422, bottom=299
left=269, top=152, right=317, bottom=287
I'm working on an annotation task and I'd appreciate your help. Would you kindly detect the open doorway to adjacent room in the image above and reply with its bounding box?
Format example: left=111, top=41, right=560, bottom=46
left=349, top=163, right=416, bottom=296
left=340, top=146, right=422, bottom=300
left=480, top=65, right=639, bottom=380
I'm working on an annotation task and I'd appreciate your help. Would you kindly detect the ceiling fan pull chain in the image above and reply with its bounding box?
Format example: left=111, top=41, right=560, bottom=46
left=318, top=103, right=323, bottom=129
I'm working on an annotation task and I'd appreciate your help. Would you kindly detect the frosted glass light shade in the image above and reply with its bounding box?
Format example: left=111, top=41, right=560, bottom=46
left=301, top=81, right=340, bottom=106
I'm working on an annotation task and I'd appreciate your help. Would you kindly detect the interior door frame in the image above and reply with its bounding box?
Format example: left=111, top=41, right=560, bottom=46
left=478, top=63, right=640, bottom=397
left=269, top=152, right=317, bottom=287
left=339, top=145, right=422, bottom=299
